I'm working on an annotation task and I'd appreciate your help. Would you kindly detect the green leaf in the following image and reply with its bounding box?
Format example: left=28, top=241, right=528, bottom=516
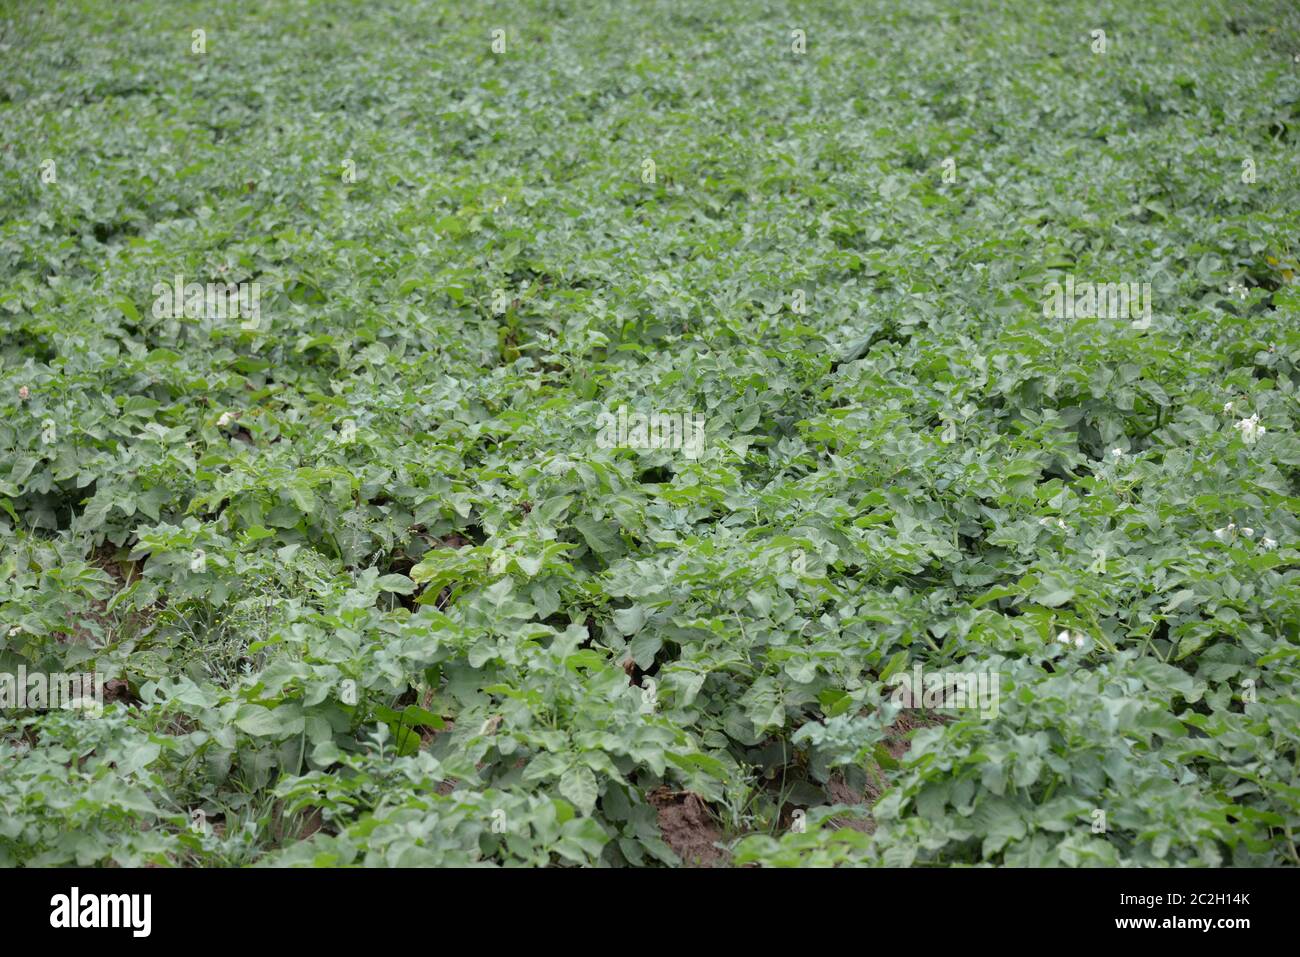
left=558, top=766, right=599, bottom=816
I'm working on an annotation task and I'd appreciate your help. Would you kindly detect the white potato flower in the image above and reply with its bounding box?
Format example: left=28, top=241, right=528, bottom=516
left=1235, top=414, right=1265, bottom=444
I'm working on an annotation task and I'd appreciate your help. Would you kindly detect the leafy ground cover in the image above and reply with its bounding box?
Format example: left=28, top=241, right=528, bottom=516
left=1, top=0, right=1299, bottom=867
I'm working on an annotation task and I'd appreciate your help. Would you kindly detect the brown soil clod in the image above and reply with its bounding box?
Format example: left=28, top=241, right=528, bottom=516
left=104, top=678, right=138, bottom=706
left=826, top=774, right=875, bottom=833
left=648, top=786, right=726, bottom=867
